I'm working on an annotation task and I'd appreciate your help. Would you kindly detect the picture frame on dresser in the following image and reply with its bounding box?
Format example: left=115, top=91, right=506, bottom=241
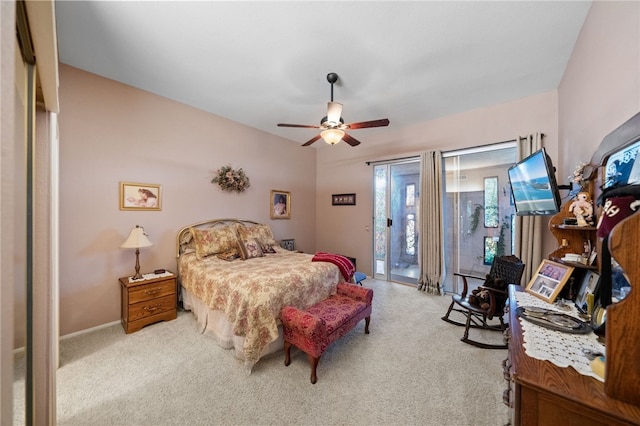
left=575, top=270, right=600, bottom=313
left=525, top=259, right=574, bottom=303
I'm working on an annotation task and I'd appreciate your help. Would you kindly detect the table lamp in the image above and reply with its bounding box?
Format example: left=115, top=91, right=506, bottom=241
left=120, top=225, right=153, bottom=280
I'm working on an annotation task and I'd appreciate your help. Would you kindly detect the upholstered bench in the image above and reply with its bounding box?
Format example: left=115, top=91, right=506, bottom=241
left=281, top=282, right=373, bottom=384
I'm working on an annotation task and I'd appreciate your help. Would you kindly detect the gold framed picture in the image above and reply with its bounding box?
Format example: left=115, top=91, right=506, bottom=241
left=525, top=259, right=574, bottom=303
left=120, top=182, right=162, bottom=211
left=270, top=190, right=290, bottom=219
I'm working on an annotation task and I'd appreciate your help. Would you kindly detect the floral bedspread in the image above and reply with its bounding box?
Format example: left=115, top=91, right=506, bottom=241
left=178, top=248, right=341, bottom=365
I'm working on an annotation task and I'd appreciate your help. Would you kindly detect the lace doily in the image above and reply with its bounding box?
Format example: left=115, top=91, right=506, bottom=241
left=513, top=291, right=604, bottom=382
left=128, top=271, right=173, bottom=283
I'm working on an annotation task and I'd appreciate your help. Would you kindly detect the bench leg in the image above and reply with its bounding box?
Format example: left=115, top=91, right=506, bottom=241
left=306, top=353, right=320, bottom=384
left=284, top=341, right=292, bottom=366
left=364, top=316, right=370, bottom=334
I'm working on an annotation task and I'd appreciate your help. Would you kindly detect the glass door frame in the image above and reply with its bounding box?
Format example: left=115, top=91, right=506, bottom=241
left=441, top=142, right=517, bottom=294
left=372, top=159, right=420, bottom=284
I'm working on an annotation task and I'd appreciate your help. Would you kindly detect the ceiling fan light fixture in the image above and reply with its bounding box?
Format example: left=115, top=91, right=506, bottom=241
left=278, top=72, right=389, bottom=147
left=321, top=129, right=345, bottom=145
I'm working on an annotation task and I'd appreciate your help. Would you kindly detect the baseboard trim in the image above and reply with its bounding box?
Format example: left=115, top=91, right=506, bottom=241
left=60, top=320, right=121, bottom=341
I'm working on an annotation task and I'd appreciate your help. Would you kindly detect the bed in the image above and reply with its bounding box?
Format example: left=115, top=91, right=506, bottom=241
left=176, top=219, right=343, bottom=371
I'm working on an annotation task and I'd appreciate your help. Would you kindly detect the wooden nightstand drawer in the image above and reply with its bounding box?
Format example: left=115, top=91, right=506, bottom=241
left=128, top=280, right=175, bottom=304
left=128, top=294, right=176, bottom=322
left=119, top=273, right=177, bottom=334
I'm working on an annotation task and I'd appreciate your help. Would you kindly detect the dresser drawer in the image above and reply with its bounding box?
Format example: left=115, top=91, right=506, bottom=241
left=128, top=279, right=175, bottom=304
left=128, top=294, right=176, bottom=322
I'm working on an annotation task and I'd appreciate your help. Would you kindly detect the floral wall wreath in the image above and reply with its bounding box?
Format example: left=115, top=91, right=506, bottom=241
left=211, top=165, right=251, bottom=192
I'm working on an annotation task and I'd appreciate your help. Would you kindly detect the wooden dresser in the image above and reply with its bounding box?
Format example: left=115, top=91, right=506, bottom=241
left=119, top=272, right=177, bottom=334
left=504, top=285, right=640, bottom=426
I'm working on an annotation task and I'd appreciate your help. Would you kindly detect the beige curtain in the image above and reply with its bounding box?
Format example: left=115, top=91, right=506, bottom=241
left=514, top=134, right=544, bottom=283
left=417, top=150, right=444, bottom=294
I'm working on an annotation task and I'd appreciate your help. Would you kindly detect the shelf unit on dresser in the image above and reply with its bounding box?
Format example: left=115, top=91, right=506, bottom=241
left=505, top=285, right=640, bottom=426
left=119, top=272, right=177, bottom=334
left=548, top=200, right=598, bottom=270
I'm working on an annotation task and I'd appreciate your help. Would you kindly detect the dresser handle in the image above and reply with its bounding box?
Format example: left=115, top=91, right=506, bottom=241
left=145, top=288, right=161, bottom=295
left=144, top=304, right=162, bottom=313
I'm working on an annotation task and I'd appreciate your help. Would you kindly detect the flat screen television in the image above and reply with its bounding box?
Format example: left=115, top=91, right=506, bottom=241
left=507, top=148, right=562, bottom=216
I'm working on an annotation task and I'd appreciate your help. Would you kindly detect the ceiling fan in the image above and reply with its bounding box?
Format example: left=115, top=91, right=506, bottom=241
left=277, top=73, right=390, bottom=147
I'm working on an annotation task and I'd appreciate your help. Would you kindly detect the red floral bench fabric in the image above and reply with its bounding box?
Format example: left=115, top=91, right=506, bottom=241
left=281, top=282, right=373, bottom=383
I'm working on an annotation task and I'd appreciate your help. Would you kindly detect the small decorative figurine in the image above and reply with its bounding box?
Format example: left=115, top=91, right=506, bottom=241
left=568, top=191, right=594, bottom=226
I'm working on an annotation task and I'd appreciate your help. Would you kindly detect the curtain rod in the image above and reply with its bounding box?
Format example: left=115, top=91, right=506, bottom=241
left=365, top=155, right=420, bottom=166
left=441, top=138, right=519, bottom=158
left=365, top=134, right=544, bottom=166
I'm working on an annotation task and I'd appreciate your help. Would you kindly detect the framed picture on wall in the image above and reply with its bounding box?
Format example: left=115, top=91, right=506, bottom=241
left=332, top=193, right=356, bottom=206
left=271, top=190, right=291, bottom=219
left=525, top=259, right=574, bottom=303
left=119, top=182, right=162, bottom=211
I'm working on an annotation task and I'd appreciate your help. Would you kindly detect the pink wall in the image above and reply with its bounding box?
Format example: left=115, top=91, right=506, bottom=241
left=558, top=0, right=640, bottom=174
left=58, top=65, right=318, bottom=335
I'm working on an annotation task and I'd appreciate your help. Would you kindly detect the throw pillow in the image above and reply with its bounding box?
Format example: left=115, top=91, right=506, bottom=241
left=237, top=224, right=278, bottom=253
left=190, top=225, right=240, bottom=259
left=238, top=238, right=264, bottom=260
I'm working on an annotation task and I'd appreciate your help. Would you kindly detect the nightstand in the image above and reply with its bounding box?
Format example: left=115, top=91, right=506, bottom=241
left=119, top=272, right=177, bottom=334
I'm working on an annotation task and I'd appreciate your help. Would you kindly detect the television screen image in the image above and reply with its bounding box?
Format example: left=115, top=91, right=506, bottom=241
left=508, top=148, right=562, bottom=216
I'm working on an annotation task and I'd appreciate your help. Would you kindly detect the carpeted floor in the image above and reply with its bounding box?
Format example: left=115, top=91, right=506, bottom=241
left=14, top=278, right=510, bottom=425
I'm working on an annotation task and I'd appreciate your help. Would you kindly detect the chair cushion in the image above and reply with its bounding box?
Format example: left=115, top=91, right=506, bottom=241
left=307, top=294, right=367, bottom=335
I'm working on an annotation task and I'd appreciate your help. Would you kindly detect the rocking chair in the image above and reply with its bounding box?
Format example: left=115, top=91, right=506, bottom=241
left=441, top=255, right=525, bottom=349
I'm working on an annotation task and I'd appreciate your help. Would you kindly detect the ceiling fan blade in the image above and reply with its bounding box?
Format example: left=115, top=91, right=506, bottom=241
left=277, top=123, right=321, bottom=129
left=344, top=118, right=390, bottom=130
left=326, top=102, right=343, bottom=125
left=342, top=133, right=361, bottom=147
left=301, top=134, right=322, bottom=147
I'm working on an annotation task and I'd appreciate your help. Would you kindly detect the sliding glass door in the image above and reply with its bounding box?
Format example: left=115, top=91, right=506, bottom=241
left=442, top=144, right=517, bottom=294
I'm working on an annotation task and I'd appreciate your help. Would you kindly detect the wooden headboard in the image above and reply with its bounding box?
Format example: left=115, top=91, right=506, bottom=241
left=175, top=218, right=260, bottom=258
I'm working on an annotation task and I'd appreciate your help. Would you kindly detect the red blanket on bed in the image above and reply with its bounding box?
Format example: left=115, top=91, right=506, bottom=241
left=311, top=252, right=355, bottom=282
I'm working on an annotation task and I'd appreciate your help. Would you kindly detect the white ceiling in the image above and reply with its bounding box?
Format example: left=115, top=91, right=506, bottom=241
left=54, top=1, right=592, bottom=146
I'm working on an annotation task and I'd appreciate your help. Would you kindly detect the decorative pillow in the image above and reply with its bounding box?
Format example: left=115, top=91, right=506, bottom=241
left=237, top=224, right=278, bottom=253
left=190, top=226, right=240, bottom=260
left=217, top=247, right=241, bottom=261
left=261, top=244, right=277, bottom=254
left=238, top=238, right=264, bottom=260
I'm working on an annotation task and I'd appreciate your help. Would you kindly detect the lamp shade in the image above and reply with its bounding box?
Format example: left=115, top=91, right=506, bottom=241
left=120, top=225, right=153, bottom=249
left=321, top=129, right=345, bottom=145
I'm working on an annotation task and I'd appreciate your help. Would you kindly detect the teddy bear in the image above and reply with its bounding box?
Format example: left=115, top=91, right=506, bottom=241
left=468, top=275, right=507, bottom=310
left=568, top=191, right=594, bottom=226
